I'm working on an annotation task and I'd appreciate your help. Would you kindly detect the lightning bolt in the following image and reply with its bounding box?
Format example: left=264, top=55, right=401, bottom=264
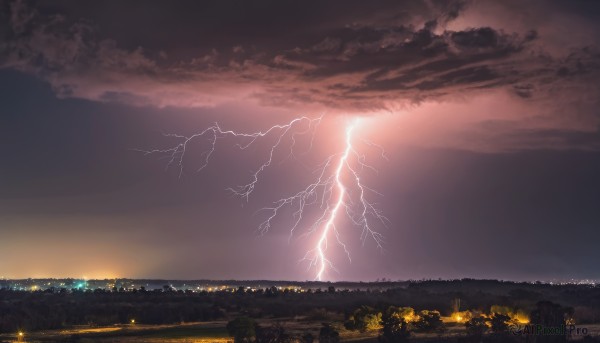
left=140, top=116, right=388, bottom=280
left=315, top=122, right=355, bottom=280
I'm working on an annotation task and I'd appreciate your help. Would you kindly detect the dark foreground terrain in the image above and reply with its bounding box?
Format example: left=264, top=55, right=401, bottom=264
left=2, top=279, right=600, bottom=342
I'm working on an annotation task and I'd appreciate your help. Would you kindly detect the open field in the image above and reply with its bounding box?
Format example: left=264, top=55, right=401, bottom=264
left=0, top=322, right=231, bottom=342
left=4, top=321, right=600, bottom=342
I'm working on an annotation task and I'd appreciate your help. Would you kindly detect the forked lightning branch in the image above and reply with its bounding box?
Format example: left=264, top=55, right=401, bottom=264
left=141, top=116, right=389, bottom=280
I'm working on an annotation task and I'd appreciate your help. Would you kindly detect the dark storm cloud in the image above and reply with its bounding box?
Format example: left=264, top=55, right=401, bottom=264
left=1, top=0, right=599, bottom=112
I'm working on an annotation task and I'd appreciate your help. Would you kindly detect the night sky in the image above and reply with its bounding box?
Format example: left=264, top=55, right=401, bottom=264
left=1, top=0, right=600, bottom=281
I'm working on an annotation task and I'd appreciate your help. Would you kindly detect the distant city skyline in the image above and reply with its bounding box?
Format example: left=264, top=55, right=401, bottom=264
left=2, top=277, right=600, bottom=294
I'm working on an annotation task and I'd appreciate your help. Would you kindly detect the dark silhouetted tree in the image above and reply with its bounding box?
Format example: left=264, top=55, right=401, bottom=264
left=465, top=315, right=488, bottom=337
left=529, top=301, right=568, bottom=343
left=413, top=310, right=444, bottom=333
left=379, top=307, right=410, bottom=343
left=319, top=323, right=340, bottom=343
left=226, top=317, right=257, bottom=343
left=256, top=323, right=291, bottom=343
left=490, top=313, right=511, bottom=334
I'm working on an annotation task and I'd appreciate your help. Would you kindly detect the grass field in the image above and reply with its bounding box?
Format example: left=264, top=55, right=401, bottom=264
left=0, top=322, right=231, bottom=343
left=3, top=320, right=600, bottom=342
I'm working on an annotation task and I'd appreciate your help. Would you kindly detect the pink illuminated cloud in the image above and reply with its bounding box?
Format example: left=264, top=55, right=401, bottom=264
left=1, top=0, right=599, bottom=151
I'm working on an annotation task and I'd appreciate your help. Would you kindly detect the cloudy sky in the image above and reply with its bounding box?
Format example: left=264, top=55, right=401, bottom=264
left=1, top=0, right=599, bottom=281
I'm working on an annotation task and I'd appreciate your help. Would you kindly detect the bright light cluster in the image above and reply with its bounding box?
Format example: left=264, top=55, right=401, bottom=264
left=141, top=116, right=388, bottom=280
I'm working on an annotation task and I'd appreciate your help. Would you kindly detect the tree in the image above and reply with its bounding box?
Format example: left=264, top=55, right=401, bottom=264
left=392, top=307, right=416, bottom=323
left=226, top=317, right=257, bottom=343
left=319, top=323, right=340, bottom=343
left=256, top=323, right=290, bottom=343
left=489, top=313, right=511, bottom=334
left=465, top=315, right=488, bottom=337
left=413, top=310, right=444, bottom=333
left=379, top=307, right=410, bottom=343
left=529, top=301, right=568, bottom=343
left=344, top=306, right=382, bottom=332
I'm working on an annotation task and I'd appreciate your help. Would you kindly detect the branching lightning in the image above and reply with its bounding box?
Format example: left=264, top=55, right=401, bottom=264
left=140, top=116, right=389, bottom=280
